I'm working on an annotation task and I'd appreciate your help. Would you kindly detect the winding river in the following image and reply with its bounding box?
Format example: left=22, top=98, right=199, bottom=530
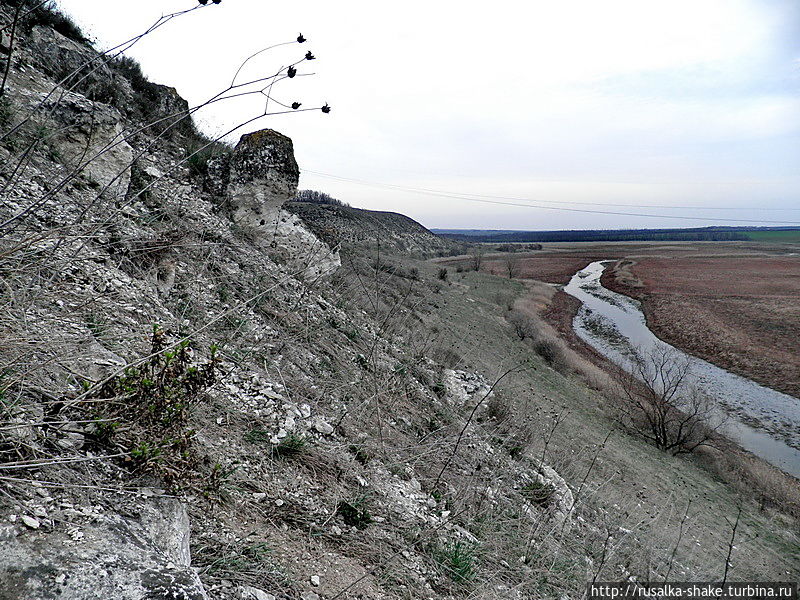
left=564, top=260, right=800, bottom=478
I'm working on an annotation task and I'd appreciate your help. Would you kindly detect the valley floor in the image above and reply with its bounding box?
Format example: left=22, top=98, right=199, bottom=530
left=438, top=241, right=800, bottom=399
left=418, top=256, right=800, bottom=582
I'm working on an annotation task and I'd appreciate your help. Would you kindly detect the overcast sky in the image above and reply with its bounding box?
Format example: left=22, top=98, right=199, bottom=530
left=56, top=0, right=800, bottom=230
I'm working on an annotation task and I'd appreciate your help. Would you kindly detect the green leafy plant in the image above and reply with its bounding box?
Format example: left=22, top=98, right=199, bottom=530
left=129, top=441, right=162, bottom=464
left=522, top=479, right=555, bottom=506
left=271, top=434, right=306, bottom=459
left=86, top=326, right=220, bottom=479
left=507, top=444, right=524, bottom=459
left=85, top=313, right=108, bottom=339
left=435, top=540, right=479, bottom=584
left=337, top=495, right=373, bottom=529
left=431, top=380, right=446, bottom=398
left=203, top=461, right=241, bottom=500
left=200, top=541, right=272, bottom=575
left=95, top=325, right=219, bottom=429
left=348, top=444, right=371, bottom=465
left=185, top=139, right=230, bottom=177
left=392, top=362, right=408, bottom=376
left=244, top=427, right=272, bottom=444
left=85, top=416, right=119, bottom=448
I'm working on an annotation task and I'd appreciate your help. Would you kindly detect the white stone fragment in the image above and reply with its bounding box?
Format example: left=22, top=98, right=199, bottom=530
left=241, top=585, right=276, bottom=600
left=312, top=417, right=334, bottom=435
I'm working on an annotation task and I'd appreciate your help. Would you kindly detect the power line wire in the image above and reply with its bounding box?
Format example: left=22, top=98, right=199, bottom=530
left=302, top=169, right=800, bottom=225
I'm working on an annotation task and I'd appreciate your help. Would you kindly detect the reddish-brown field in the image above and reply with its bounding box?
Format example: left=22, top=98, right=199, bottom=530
left=603, top=255, right=800, bottom=398
left=481, top=256, right=593, bottom=284
left=437, top=253, right=596, bottom=284
left=609, top=256, right=800, bottom=297
left=437, top=242, right=743, bottom=284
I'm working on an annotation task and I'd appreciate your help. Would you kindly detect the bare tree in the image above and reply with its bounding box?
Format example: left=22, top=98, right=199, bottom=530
left=617, top=346, right=721, bottom=455
left=469, top=246, right=484, bottom=272
left=505, top=255, right=520, bottom=279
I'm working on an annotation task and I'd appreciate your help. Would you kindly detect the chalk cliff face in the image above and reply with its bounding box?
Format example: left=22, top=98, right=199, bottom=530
left=0, top=5, right=342, bottom=597
left=0, top=4, right=489, bottom=598
left=0, top=12, right=500, bottom=594
left=45, top=91, right=134, bottom=196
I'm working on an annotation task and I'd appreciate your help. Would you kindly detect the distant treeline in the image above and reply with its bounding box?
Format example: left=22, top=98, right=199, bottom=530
left=294, top=189, right=350, bottom=207
left=437, top=226, right=798, bottom=243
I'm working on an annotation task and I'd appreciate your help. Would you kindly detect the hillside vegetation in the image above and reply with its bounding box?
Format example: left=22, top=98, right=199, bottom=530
left=0, top=3, right=797, bottom=600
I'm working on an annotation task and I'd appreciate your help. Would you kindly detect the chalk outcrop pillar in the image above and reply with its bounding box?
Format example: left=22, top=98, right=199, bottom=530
left=226, top=129, right=300, bottom=229
left=212, top=129, right=340, bottom=279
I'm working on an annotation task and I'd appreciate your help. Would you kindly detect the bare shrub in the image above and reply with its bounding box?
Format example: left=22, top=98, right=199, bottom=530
left=492, top=292, right=515, bottom=312
left=617, top=347, right=721, bottom=455
left=506, top=311, right=570, bottom=372
left=484, top=394, right=511, bottom=424
left=505, top=255, right=521, bottom=279
left=15, top=0, right=87, bottom=43
left=508, top=310, right=536, bottom=340
left=532, top=337, right=566, bottom=371
left=469, top=246, right=484, bottom=271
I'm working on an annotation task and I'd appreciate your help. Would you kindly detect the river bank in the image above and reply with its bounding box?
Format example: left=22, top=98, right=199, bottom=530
left=439, top=242, right=800, bottom=399
left=601, top=256, right=800, bottom=399
left=563, top=261, right=800, bottom=478
left=495, top=269, right=797, bottom=520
